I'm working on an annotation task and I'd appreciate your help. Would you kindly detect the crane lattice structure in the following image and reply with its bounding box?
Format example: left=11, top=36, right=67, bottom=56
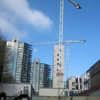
left=58, top=0, right=82, bottom=90
left=34, top=40, right=85, bottom=96
left=34, top=0, right=83, bottom=96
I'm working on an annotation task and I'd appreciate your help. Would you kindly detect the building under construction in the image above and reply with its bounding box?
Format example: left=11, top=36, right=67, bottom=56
left=53, top=45, right=64, bottom=89
left=30, top=59, right=51, bottom=94
left=0, top=39, right=32, bottom=83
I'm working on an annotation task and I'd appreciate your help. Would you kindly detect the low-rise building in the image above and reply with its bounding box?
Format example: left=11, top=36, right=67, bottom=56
left=66, top=76, right=82, bottom=96
left=81, top=72, right=90, bottom=91
left=88, top=60, right=100, bottom=96
left=0, top=83, right=33, bottom=98
left=78, top=60, right=100, bottom=96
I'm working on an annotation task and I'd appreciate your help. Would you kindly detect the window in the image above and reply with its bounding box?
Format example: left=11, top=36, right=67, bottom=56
left=72, top=82, right=75, bottom=86
left=24, top=86, right=28, bottom=94
left=80, top=78, right=82, bottom=83
left=72, top=88, right=75, bottom=90
left=80, top=85, right=82, bottom=89
left=57, top=69, right=59, bottom=72
left=57, top=53, right=59, bottom=56
left=76, top=78, right=78, bottom=83
left=76, top=85, right=78, bottom=90
left=57, top=59, right=59, bottom=61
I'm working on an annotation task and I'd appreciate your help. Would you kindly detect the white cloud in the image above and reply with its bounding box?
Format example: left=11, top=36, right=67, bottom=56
left=0, top=0, right=53, bottom=38
left=0, top=0, right=52, bottom=29
left=0, top=16, right=25, bottom=38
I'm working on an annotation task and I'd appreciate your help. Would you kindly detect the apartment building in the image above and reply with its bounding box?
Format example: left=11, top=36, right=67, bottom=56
left=0, top=39, right=32, bottom=83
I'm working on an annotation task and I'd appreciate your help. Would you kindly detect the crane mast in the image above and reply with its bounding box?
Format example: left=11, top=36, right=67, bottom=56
left=56, top=0, right=64, bottom=94
left=58, top=0, right=64, bottom=75
left=59, top=0, right=64, bottom=48
left=33, top=0, right=83, bottom=96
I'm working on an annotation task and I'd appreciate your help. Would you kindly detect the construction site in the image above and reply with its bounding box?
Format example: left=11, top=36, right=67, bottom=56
left=33, top=0, right=86, bottom=96
left=0, top=0, right=100, bottom=100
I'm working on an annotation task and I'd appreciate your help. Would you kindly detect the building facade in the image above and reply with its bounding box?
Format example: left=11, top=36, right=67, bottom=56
left=66, top=73, right=90, bottom=96
left=1, top=39, right=32, bottom=83
left=88, top=60, right=100, bottom=89
left=78, top=60, right=100, bottom=96
left=30, top=59, right=51, bottom=93
left=87, top=60, right=100, bottom=96
left=67, top=76, right=82, bottom=95
left=30, top=59, right=40, bottom=93
left=39, top=63, right=51, bottom=88
left=81, top=72, right=90, bottom=91
left=53, top=45, right=64, bottom=88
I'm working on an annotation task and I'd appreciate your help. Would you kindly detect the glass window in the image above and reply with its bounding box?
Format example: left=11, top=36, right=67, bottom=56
left=57, top=59, right=59, bottom=61
left=57, top=53, right=59, bottom=56
left=80, top=78, right=82, bottom=83
left=76, top=78, right=78, bottom=83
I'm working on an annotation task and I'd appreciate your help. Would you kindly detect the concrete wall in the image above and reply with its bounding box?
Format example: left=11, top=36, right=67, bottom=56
left=68, top=77, right=76, bottom=91
left=90, top=90, right=100, bottom=96
left=39, top=88, right=65, bottom=96
left=53, top=45, right=64, bottom=88
left=32, top=96, right=100, bottom=100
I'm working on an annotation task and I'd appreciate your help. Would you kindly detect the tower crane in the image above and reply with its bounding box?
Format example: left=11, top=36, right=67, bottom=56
left=33, top=40, right=86, bottom=93
left=58, top=0, right=82, bottom=93
left=33, top=0, right=83, bottom=96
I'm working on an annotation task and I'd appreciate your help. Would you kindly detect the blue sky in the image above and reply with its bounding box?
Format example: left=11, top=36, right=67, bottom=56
left=0, top=0, right=100, bottom=80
